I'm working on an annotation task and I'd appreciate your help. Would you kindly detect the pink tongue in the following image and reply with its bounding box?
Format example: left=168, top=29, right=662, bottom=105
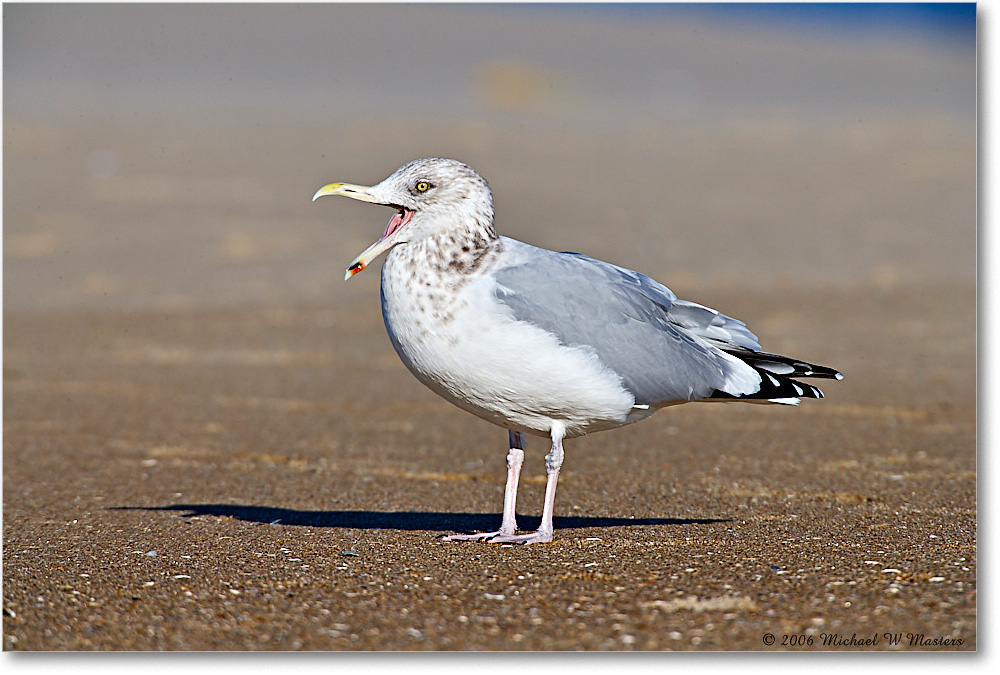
left=381, top=210, right=412, bottom=239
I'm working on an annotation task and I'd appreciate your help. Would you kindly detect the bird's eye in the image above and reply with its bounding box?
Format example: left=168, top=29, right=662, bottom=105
left=414, top=181, right=431, bottom=193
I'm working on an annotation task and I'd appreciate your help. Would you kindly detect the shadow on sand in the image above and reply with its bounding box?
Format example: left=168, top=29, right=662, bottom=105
left=115, top=503, right=728, bottom=533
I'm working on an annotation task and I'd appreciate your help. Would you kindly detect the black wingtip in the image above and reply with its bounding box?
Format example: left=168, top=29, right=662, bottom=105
left=806, top=364, right=845, bottom=380
left=712, top=349, right=841, bottom=403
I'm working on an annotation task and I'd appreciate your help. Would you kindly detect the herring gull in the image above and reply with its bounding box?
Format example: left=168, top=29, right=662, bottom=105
left=313, top=158, right=842, bottom=544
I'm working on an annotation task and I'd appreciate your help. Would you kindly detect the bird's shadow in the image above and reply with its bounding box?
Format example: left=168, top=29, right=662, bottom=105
left=114, top=504, right=727, bottom=533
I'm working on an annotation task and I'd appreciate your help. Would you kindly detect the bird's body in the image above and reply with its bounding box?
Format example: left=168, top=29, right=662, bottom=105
left=314, top=158, right=842, bottom=544
left=382, top=235, right=650, bottom=439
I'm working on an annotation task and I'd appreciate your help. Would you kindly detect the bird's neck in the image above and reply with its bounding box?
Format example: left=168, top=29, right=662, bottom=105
left=393, top=221, right=502, bottom=279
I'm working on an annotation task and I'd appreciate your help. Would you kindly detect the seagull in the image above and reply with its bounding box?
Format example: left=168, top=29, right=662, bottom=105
left=313, top=158, right=842, bottom=544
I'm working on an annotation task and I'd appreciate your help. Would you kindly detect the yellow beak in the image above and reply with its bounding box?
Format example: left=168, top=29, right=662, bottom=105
left=312, top=182, right=382, bottom=204
left=313, top=181, right=406, bottom=280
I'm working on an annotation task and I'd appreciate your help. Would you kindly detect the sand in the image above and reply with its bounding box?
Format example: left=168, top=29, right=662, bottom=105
left=2, top=4, right=975, bottom=651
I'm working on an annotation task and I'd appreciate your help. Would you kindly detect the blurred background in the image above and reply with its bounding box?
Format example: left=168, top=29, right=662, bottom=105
left=3, top=3, right=976, bottom=312
left=1, top=4, right=979, bottom=652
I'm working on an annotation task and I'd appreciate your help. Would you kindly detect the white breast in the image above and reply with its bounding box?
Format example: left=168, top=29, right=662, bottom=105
left=379, top=244, right=639, bottom=438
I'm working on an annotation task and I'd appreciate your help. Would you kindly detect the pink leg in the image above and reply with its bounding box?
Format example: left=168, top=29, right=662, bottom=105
left=441, top=430, right=525, bottom=541
left=488, top=422, right=565, bottom=545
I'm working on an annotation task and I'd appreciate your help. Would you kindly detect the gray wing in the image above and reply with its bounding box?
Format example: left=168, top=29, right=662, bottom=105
left=493, top=247, right=761, bottom=406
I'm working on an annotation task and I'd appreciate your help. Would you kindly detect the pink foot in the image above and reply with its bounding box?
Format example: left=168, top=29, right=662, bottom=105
left=441, top=530, right=553, bottom=544
left=440, top=531, right=510, bottom=542
left=487, top=530, right=553, bottom=545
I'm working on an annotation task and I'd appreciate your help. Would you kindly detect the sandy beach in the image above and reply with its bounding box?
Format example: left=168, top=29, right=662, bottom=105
left=3, top=4, right=976, bottom=651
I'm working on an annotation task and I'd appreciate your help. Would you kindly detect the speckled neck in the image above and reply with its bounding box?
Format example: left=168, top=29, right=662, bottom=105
left=395, top=222, right=502, bottom=281
left=379, top=222, right=503, bottom=345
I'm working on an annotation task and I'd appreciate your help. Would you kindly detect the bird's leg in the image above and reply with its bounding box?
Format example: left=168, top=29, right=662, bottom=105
left=441, top=430, right=525, bottom=542
left=497, top=430, right=526, bottom=534
left=488, top=422, right=565, bottom=545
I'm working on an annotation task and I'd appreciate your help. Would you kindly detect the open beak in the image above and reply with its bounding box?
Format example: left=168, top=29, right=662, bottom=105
left=313, top=182, right=414, bottom=280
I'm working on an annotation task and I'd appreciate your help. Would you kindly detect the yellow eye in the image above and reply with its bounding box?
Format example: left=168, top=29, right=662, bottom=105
left=415, top=181, right=431, bottom=193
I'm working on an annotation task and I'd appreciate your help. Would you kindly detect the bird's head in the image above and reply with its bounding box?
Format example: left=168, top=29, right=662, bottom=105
left=313, top=158, right=495, bottom=279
